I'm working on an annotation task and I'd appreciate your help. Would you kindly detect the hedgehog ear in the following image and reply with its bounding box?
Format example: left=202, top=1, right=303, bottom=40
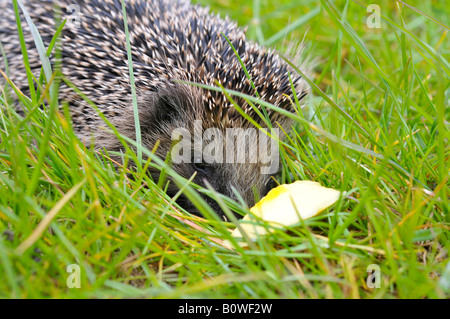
left=139, top=88, right=187, bottom=129
left=152, top=92, right=182, bottom=124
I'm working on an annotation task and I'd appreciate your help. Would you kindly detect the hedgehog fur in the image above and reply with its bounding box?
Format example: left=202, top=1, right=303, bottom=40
left=0, top=0, right=310, bottom=217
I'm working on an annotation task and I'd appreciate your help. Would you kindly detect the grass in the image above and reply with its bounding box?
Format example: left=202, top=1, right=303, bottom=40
left=0, top=0, right=448, bottom=298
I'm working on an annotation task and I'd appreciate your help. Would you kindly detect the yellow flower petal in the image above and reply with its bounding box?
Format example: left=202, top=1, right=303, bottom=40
left=226, top=181, right=341, bottom=244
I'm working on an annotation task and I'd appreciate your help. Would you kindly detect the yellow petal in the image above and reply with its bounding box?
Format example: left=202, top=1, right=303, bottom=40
left=228, top=181, right=341, bottom=242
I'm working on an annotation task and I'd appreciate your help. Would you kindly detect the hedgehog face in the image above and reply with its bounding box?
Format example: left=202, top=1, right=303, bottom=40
left=173, top=161, right=275, bottom=219
left=169, top=131, right=278, bottom=218
left=135, top=84, right=280, bottom=219
left=95, top=83, right=281, bottom=219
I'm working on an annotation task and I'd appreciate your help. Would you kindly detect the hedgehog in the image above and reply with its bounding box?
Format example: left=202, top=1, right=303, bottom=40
left=0, top=0, right=310, bottom=218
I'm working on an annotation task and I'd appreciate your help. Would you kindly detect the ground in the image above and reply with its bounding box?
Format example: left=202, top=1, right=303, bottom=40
left=0, top=0, right=448, bottom=298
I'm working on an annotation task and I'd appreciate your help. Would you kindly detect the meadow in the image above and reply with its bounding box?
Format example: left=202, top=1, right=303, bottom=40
left=0, top=0, right=448, bottom=298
